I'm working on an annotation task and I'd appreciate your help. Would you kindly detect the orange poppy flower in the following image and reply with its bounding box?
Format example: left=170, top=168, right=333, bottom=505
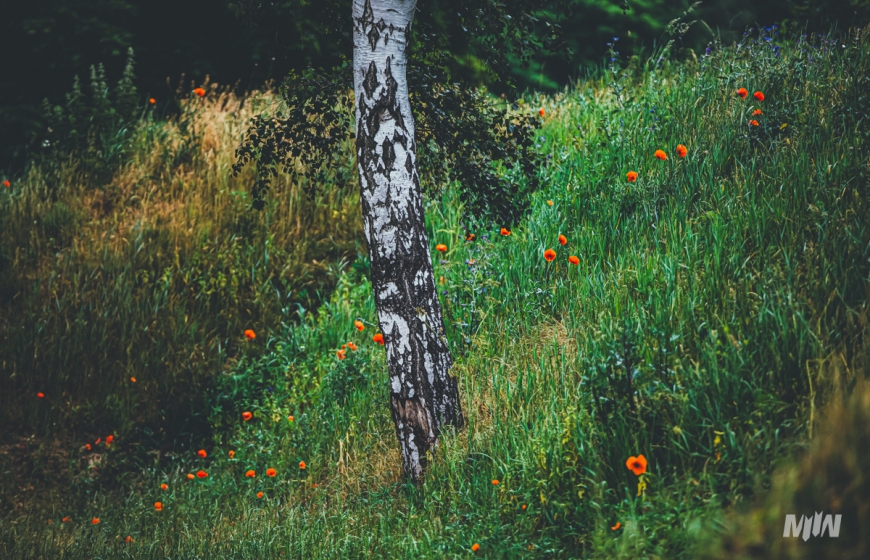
left=471, top=543, right=481, bottom=552
left=3, top=180, right=10, bottom=188
left=92, top=518, right=100, bottom=525
left=299, top=461, right=307, bottom=470
left=435, top=244, right=447, bottom=252
left=521, top=504, right=527, bottom=510
left=543, top=249, right=556, bottom=262
left=229, top=450, right=235, bottom=458
left=130, top=377, right=137, bottom=383
left=539, top=108, right=545, bottom=117
left=676, top=144, right=687, bottom=158
left=149, top=98, right=156, bottom=105
left=611, top=522, right=621, bottom=530
left=568, top=255, right=580, bottom=266
left=85, top=443, right=92, bottom=451
left=626, top=171, right=638, bottom=182
left=187, top=473, right=195, bottom=480
left=62, top=516, right=70, bottom=523
left=558, top=234, right=567, bottom=246
left=354, top=320, right=365, bottom=331
left=347, top=342, right=358, bottom=351
left=196, top=470, right=208, bottom=479
left=246, top=470, right=256, bottom=478
left=753, top=91, right=764, bottom=102
left=465, top=233, right=476, bottom=241
left=266, top=468, right=277, bottom=477
left=36, top=392, right=45, bottom=398
left=106, top=435, right=113, bottom=445
left=752, top=109, right=762, bottom=116
left=161, top=483, right=168, bottom=490
left=736, top=87, right=748, bottom=99
left=492, top=479, right=499, bottom=485
left=625, top=454, right=648, bottom=476
left=312, top=483, right=317, bottom=488
left=547, top=200, right=553, bottom=206
left=337, top=349, right=346, bottom=360
left=257, top=491, right=263, bottom=499
left=197, top=449, right=207, bottom=458
left=749, top=120, right=759, bottom=127
left=654, top=149, right=667, bottom=160
left=500, top=228, right=511, bottom=236
left=242, top=411, right=252, bottom=421
left=287, top=415, right=294, bottom=422
left=125, top=536, right=134, bottom=543
left=244, top=329, right=256, bottom=340
left=373, top=333, right=384, bottom=345
left=193, top=87, right=206, bottom=97
left=154, top=502, right=163, bottom=511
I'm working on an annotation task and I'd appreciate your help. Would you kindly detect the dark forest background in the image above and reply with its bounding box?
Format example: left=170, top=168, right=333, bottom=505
left=1, top=0, right=867, bottom=174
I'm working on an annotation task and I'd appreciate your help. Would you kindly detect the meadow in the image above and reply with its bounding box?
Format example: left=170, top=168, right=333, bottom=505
left=1, top=26, right=869, bottom=558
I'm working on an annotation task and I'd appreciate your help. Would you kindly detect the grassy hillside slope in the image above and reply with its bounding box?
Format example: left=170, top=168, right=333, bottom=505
left=2, top=26, right=869, bottom=558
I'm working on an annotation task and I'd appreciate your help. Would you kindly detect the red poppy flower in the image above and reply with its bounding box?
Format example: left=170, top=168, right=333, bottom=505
left=471, top=543, right=481, bottom=552
left=435, top=244, right=447, bottom=252
left=229, top=450, right=235, bottom=458
left=125, top=536, right=134, bottom=543
left=161, top=483, right=168, bottom=490
left=752, top=109, right=762, bottom=116
left=465, top=233, right=475, bottom=241
left=287, top=415, right=294, bottom=422
left=654, top=149, right=668, bottom=161
left=187, top=473, right=195, bottom=480
left=611, top=522, right=621, bottom=530
left=246, top=470, right=256, bottom=478
left=749, top=120, right=759, bottom=127
left=193, top=87, right=206, bottom=97
left=521, top=504, right=527, bottom=510
left=492, top=479, right=499, bottom=485
left=500, top=228, right=511, bottom=236
left=736, top=87, right=748, bottom=99
left=85, top=443, right=92, bottom=451
left=92, top=518, right=100, bottom=525
left=106, top=435, right=113, bottom=445
left=95, top=438, right=101, bottom=445
left=299, top=461, right=307, bottom=470
left=543, top=249, right=556, bottom=262
left=3, top=180, right=10, bottom=188
left=244, top=329, right=256, bottom=340
left=676, top=144, right=687, bottom=158
left=547, top=199, right=554, bottom=206
left=257, top=491, right=263, bottom=499
left=36, top=392, right=45, bottom=399
left=626, top=171, right=638, bottom=182
left=373, top=333, right=384, bottom=345
left=242, top=411, right=252, bottom=421
left=347, top=342, right=358, bottom=351
left=753, top=91, right=764, bottom=102
left=625, top=454, right=648, bottom=476
left=197, top=449, right=207, bottom=458
left=568, top=255, right=580, bottom=266
left=354, top=320, right=365, bottom=331
left=558, top=234, right=567, bottom=246
left=154, top=502, right=163, bottom=511
left=149, top=98, right=156, bottom=105
left=539, top=108, right=545, bottom=117
left=62, top=517, right=70, bottom=523
left=196, top=470, right=208, bottom=479
left=130, top=377, right=137, bottom=383
left=337, top=349, right=346, bottom=360
left=266, top=468, right=277, bottom=477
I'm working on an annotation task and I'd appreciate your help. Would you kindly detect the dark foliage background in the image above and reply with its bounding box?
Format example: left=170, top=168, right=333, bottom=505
left=3, top=0, right=869, bottom=175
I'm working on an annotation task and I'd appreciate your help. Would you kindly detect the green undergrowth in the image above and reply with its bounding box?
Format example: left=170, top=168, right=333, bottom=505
left=2, top=26, right=870, bottom=558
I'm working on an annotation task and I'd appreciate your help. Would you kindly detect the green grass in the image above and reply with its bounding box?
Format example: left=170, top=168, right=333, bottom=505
left=2, top=26, right=870, bottom=558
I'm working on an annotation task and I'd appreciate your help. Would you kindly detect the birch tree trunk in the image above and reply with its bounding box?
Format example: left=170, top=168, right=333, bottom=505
left=352, top=0, right=463, bottom=481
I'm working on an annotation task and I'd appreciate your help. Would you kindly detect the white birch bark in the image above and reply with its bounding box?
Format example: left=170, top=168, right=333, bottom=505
left=352, top=0, right=462, bottom=481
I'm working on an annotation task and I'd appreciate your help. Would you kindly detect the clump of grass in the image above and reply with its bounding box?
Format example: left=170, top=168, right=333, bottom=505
left=2, top=25, right=869, bottom=559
